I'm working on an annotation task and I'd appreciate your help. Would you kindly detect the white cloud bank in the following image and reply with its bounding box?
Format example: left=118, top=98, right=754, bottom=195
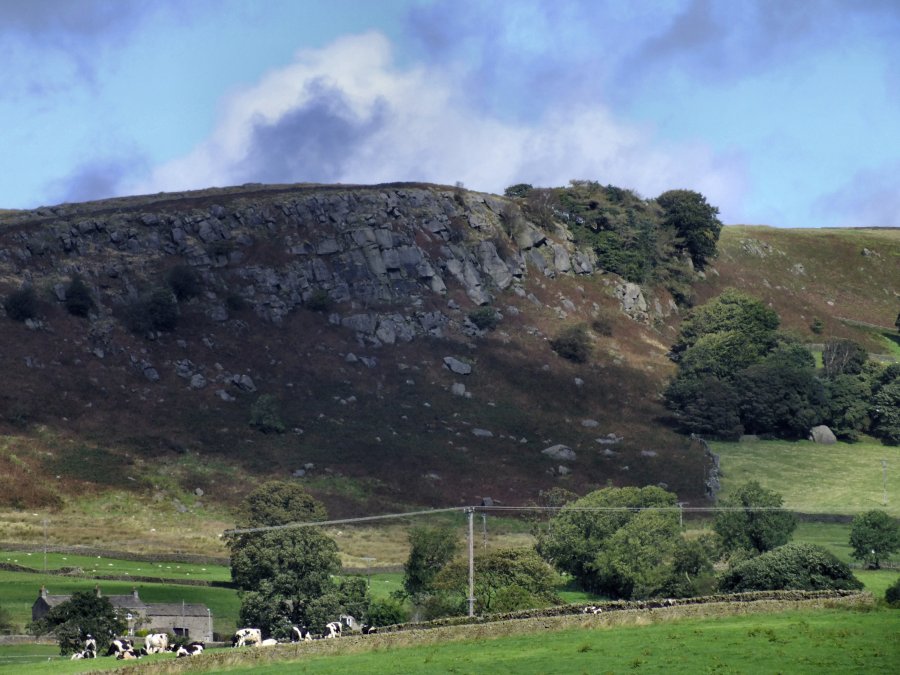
left=131, top=32, right=747, bottom=220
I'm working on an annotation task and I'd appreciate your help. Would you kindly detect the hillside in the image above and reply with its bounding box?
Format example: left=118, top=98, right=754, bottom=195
left=0, top=183, right=897, bottom=530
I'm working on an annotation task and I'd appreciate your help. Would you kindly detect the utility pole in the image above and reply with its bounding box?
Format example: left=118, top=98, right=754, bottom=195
left=882, top=459, right=888, bottom=506
left=481, top=513, right=487, bottom=551
left=42, top=518, right=48, bottom=572
left=466, top=508, right=475, bottom=617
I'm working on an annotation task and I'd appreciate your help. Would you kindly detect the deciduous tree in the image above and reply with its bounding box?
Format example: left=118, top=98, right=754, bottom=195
left=849, top=510, right=900, bottom=569
left=714, top=482, right=796, bottom=555
left=28, top=590, right=126, bottom=655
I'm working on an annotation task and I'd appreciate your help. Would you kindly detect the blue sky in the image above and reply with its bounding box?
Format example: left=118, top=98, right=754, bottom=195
left=1, top=0, right=898, bottom=228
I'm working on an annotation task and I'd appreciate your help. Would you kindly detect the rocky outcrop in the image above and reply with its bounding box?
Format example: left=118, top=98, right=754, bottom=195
left=0, top=185, right=615, bottom=340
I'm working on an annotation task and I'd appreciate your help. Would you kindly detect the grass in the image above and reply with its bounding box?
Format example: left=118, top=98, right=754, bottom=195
left=26, top=602, right=883, bottom=675
left=711, top=439, right=899, bottom=516
left=0, top=570, right=239, bottom=635
left=0, top=550, right=230, bottom=582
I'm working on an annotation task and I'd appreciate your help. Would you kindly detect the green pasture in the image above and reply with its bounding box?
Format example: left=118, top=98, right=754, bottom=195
left=712, top=439, right=899, bottom=516
left=0, top=550, right=231, bottom=582
left=3, top=604, right=897, bottom=674
left=0, top=570, right=239, bottom=635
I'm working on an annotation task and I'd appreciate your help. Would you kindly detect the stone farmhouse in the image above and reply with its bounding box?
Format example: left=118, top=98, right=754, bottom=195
left=32, top=586, right=213, bottom=642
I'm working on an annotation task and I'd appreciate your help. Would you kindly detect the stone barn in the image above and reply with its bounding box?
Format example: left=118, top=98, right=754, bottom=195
left=32, top=586, right=213, bottom=642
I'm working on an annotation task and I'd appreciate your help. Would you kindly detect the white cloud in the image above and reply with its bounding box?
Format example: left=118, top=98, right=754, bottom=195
left=131, top=31, right=747, bottom=220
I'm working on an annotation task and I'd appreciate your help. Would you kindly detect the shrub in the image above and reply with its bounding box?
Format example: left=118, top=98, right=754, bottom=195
left=810, top=317, right=824, bottom=334
left=504, top=183, right=534, bottom=198
left=366, top=597, right=409, bottom=626
left=718, top=543, right=863, bottom=592
left=64, top=275, right=94, bottom=317
left=124, top=287, right=179, bottom=334
left=550, top=324, right=592, bottom=363
left=591, top=312, right=614, bottom=336
left=468, top=306, right=500, bottom=331
left=225, top=290, right=246, bottom=311
left=305, top=289, right=333, bottom=313
left=249, top=394, right=285, bottom=434
left=714, top=481, right=797, bottom=555
left=165, top=264, right=201, bottom=301
left=885, top=577, right=900, bottom=606
left=4, top=285, right=38, bottom=321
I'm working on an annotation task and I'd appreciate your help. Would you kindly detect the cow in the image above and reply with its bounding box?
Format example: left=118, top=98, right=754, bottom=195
left=105, top=638, right=134, bottom=657
left=116, top=648, right=141, bottom=660
left=232, top=627, right=262, bottom=648
left=582, top=605, right=603, bottom=614
left=323, top=621, right=342, bottom=639
left=70, top=648, right=96, bottom=660
left=291, top=625, right=313, bottom=642
left=84, top=634, right=97, bottom=653
left=361, top=624, right=377, bottom=634
left=258, top=638, right=279, bottom=647
left=143, top=633, right=169, bottom=654
left=175, top=641, right=205, bottom=658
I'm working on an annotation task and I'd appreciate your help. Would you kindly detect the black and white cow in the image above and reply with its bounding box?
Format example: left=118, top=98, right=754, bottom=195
left=143, top=633, right=169, bottom=654
left=116, top=648, right=141, bottom=660
left=105, top=638, right=134, bottom=657
left=361, top=624, right=377, bottom=634
left=70, top=648, right=96, bottom=660
left=323, top=621, right=342, bottom=639
left=291, top=625, right=313, bottom=642
left=581, top=605, right=603, bottom=614
left=232, top=627, right=262, bottom=648
left=175, top=641, right=205, bottom=658
left=83, top=634, right=97, bottom=653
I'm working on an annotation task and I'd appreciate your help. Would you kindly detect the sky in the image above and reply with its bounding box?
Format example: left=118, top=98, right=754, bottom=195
left=1, top=0, right=899, bottom=228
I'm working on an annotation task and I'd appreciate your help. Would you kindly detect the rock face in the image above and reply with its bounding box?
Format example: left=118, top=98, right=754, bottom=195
left=809, top=425, right=837, bottom=444
left=0, top=184, right=613, bottom=341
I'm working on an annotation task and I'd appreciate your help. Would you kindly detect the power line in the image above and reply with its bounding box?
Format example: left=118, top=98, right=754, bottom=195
left=223, top=504, right=809, bottom=536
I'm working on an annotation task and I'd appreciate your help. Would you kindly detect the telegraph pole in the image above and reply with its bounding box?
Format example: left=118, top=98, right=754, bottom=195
left=882, top=459, right=888, bottom=506
left=466, top=508, right=475, bottom=617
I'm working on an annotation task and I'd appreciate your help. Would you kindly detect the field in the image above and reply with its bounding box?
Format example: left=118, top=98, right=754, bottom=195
left=711, top=439, right=899, bottom=517
left=3, top=600, right=896, bottom=674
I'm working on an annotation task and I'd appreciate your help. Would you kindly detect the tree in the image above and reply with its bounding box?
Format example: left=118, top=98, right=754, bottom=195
left=29, top=590, right=126, bottom=655
left=736, top=357, right=824, bottom=438
left=240, top=480, right=327, bottom=527
left=431, top=548, right=561, bottom=614
left=870, top=378, right=900, bottom=445
left=591, top=509, right=682, bottom=599
left=718, top=543, right=862, bottom=592
left=536, top=486, right=678, bottom=596
left=714, top=482, right=797, bottom=555
left=64, top=275, right=94, bottom=317
left=669, top=289, right=779, bottom=362
left=664, top=375, right=743, bottom=439
left=402, top=525, right=459, bottom=599
left=849, top=510, right=900, bottom=569
left=822, top=374, right=871, bottom=441
left=822, top=338, right=868, bottom=378
left=656, top=189, right=723, bottom=269
left=228, top=484, right=345, bottom=634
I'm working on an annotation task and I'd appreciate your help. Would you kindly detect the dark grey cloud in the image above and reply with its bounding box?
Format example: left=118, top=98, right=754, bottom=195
left=48, top=155, right=148, bottom=205
left=240, top=80, right=389, bottom=185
